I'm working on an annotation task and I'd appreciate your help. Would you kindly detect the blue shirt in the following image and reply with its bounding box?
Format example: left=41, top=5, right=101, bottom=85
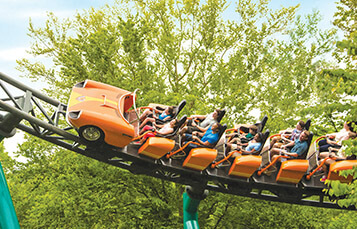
left=246, top=142, right=261, bottom=152
left=159, top=112, right=170, bottom=120
left=201, top=128, right=219, bottom=145
left=290, top=139, right=308, bottom=158
left=205, top=126, right=213, bottom=134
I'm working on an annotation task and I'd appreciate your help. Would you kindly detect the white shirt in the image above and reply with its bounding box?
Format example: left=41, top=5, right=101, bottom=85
left=199, top=113, right=217, bottom=128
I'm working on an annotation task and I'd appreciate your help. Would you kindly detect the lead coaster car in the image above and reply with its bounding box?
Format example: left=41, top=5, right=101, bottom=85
left=66, top=80, right=137, bottom=148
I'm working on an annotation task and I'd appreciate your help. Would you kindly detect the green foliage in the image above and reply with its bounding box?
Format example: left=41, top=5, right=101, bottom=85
left=2, top=0, right=356, bottom=228
left=2, top=136, right=183, bottom=228
left=2, top=136, right=353, bottom=228
left=315, top=0, right=357, bottom=207
left=310, top=0, right=357, bottom=129
left=16, top=0, right=337, bottom=126
left=323, top=139, right=357, bottom=208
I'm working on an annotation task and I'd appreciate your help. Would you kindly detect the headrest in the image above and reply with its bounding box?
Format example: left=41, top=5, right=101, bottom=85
left=304, top=119, right=311, bottom=131
left=217, top=109, right=226, bottom=123
left=172, top=100, right=186, bottom=119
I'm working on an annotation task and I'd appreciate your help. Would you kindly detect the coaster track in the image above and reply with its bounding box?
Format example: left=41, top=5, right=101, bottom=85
left=0, top=72, right=354, bottom=211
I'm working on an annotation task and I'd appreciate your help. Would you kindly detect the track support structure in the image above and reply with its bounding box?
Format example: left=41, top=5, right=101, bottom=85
left=0, top=149, right=20, bottom=229
left=183, top=185, right=209, bottom=229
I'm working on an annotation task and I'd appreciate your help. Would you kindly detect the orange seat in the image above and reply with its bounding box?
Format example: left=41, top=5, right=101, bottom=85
left=228, top=155, right=262, bottom=178
left=328, top=160, right=357, bottom=183
left=182, top=148, right=217, bottom=171
left=276, top=160, right=309, bottom=184
left=138, top=137, right=175, bottom=159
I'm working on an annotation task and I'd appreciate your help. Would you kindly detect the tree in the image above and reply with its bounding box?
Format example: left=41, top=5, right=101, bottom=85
left=17, top=0, right=337, bottom=126
left=3, top=0, right=354, bottom=227
left=315, top=0, right=357, bottom=210
left=1, top=136, right=184, bottom=228
left=2, top=138, right=352, bottom=228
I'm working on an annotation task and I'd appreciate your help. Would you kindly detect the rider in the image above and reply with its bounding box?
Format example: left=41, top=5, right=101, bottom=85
left=269, top=120, right=306, bottom=150
left=264, top=130, right=310, bottom=174
left=139, top=106, right=175, bottom=129
left=227, top=132, right=263, bottom=156
left=182, top=123, right=222, bottom=153
left=180, top=109, right=223, bottom=134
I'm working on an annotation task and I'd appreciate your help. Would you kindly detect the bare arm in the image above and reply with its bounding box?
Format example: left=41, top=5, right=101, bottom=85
left=191, top=115, right=206, bottom=120
left=154, top=123, right=164, bottom=129
left=239, top=146, right=256, bottom=154
left=162, top=116, right=171, bottom=121
left=238, top=142, right=248, bottom=147
left=282, top=141, right=295, bottom=149
left=281, top=150, right=298, bottom=158
left=326, top=138, right=340, bottom=146
left=226, top=132, right=238, bottom=138
left=156, top=127, right=173, bottom=135
left=193, top=131, right=205, bottom=138
left=192, top=136, right=213, bottom=147
left=196, top=125, right=209, bottom=132
left=282, top=137, right=293, bottom=144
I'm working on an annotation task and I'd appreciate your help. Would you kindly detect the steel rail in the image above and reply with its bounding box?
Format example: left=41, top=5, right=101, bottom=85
left=0, top=100, right=79, bottom=142
left=0, top=72, right=60, bottom=106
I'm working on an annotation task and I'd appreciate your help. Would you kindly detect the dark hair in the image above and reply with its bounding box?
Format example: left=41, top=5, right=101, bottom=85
left=215, top=109, right=222, bottom=119
left=347, top=121, right=357, bottom=133
left=256, top=132, right=263, bottom=142
left=298, top=120, right=305, bottom=129
left=349, top=132, right=357, bottom=139
left=172, top=119, right=179, bottom=129
left=167, top=106, right=174, bottom=115
left=213, top=123, right=222, bottom=132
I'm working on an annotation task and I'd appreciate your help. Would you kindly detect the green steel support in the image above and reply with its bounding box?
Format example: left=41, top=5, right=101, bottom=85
left=183, top=192, right=200, bottom=229
left=0, top=110, right=21, bottom=228
left=0, top=158, right=20, bottom=229
left=183, top=186, right=208, bottom=229
left=0, top=93, right=31, bottom=229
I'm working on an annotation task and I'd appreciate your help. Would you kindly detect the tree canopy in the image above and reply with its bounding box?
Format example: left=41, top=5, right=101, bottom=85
left=0, top=0, right=355, bottom=227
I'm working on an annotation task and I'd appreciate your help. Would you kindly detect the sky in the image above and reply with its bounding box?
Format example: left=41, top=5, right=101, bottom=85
left=0, top=0, right=342, bottom=155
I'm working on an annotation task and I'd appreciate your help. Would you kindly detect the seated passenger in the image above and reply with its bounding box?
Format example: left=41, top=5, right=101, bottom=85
left=318, top=131, right=356, bottom=160
left=318, top=121, right=354, bottom=152
left=140, top=105, right=173, bottom=120
left=139, top=106, right=175, bottom=129
left=226, top=132, right=263, bottom=156
left=182, top=123, right=222, bottom=153
left=270, top=120, right=305, bottom=149
left=135, top=119, right=178, bottom=145
left=180, top=109, right=223, bottom=134
left=319, top=133, right=357, bottom=182
left=268, top=130, right=310, bottom=169
left=227, top=124, right=258, bottom=144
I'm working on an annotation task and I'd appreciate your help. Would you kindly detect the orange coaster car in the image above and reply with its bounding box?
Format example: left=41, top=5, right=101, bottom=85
left=328, top=160, right=357, bottom=183
left=276, top=160, right=309, bottom=184
left=228, top=155, right=262, bottom=178
left=66, top=80, right=137, bottom=148
left=183, top=148, right=218, bottom=171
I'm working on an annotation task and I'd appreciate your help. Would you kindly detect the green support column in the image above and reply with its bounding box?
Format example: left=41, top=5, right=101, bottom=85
left=0, top=96, right=32, bottom=229
left=0, top=160, right=20, bottom=229
left=183, top=186, right=208, bottom=229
